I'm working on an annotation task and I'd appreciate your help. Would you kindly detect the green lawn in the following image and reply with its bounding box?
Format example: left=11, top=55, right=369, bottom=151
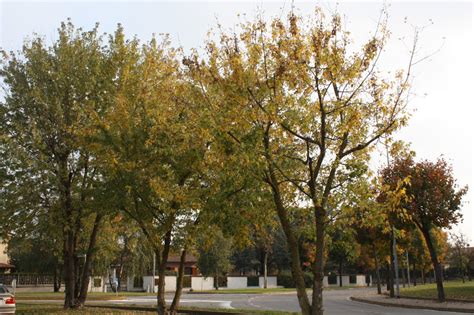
left=16, top=303, right=299, bottom=314
left=400, top=280, right=474, bottom=301
left=189, top=288, right=297, bottom=294
left=15, top=304, right=155, bottom=314
left=191, top=285, right=361, bottom=295
left=15, top=291, right=154, bottom=301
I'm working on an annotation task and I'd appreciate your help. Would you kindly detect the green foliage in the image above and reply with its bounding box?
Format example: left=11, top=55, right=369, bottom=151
left=277, top=271, right=313, bottom=288
left=197, top=229, right=233, bottom=278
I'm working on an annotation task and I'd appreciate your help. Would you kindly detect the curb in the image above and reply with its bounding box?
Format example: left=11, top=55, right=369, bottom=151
left=350, top=296, right=474, bottom=314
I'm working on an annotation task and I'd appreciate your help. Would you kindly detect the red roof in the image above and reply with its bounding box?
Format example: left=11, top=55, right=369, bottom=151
left=0, top=262, right=14, bottom=269
left=167, top=254, right=197, bottom=263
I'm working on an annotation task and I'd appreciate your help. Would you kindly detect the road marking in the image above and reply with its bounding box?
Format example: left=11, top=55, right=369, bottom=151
left=247, top=296, right=263, bottom=308
left=120, top=298, right=233, bottom=309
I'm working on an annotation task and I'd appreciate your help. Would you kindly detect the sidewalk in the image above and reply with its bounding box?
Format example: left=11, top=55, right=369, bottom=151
left=350, top=293, right=474, bottom=313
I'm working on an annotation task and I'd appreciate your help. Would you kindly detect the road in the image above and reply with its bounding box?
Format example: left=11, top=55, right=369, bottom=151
left=82, top=288, right=467, bottom=314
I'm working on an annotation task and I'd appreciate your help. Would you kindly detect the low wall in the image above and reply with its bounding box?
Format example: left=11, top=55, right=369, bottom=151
left=325, top=275, right=369, bottom=287
left=227, top=276, right=248, bottom=289
left=191, top=276, right=214, bottom=291
left=88, top=276, right=107, bottom=293
left=143, top=276, right=177, bottom=292
left=258, top=276, right=277, bottom=288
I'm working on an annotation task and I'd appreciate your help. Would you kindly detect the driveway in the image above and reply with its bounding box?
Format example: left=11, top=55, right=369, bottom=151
left=107, top=288, right=468, bottom=314
left=21, top=288, right=469, bottom=314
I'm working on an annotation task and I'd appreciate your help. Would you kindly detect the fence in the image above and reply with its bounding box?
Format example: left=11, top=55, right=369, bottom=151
left=0, top=273, right=55, bottom=286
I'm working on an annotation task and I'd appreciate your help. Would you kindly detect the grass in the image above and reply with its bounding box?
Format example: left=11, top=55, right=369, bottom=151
left=189, top=288, right=297, bottom=294
left=16, top=303, right=299, bottom=314
left=15, top=291, right=154, bottom=301
left=15, top=303, right=155, bottom=314
left=191, top=285, right=361, bottom=294
left=400, top=280, right=474, bottom=301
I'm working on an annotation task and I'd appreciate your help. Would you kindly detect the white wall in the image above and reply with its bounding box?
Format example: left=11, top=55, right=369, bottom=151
left=258, top=276, right=277, bottom=288
left=126, top=276, right=144, bottom=292
left=143, top=276, right=177, bottom=292
left=356, top=275, right=368, bottom=286
left=227, top=277, right=247, bottom=289
left=88, top=276, right=106, bottom=292
left=191, top=276, right=214, bottom=291
left=323, top=275, right=368, bottom=287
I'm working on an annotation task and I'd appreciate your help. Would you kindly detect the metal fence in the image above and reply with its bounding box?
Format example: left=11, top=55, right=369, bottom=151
left=0, top=273, right=55, bottom=286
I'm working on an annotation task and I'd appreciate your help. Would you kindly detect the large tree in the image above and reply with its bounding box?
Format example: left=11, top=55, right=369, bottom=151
left=0, top=21, right=120, bottom=308
left=186, top=9, right=414, bottom=314
left=381, top=157, right=467, bottom=302
left=95, top=29, right=210, bottom=315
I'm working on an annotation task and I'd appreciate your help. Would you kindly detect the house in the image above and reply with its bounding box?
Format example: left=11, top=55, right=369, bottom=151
left=0, top=239, right=14, bottom=274
left=165, top=254, right=198, bottom=276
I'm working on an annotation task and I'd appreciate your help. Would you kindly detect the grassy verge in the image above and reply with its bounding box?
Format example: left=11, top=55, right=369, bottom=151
left=16, top=303, right=299, bottom=314
left=15, top=291, right=154, bottom=301
left=15, top=303, right=154, bottom=314
left=190, top=285, right=361, bottom=294
left=400, top=280, right=474, bottom=301
left=189, top=288, right=296, bottom=294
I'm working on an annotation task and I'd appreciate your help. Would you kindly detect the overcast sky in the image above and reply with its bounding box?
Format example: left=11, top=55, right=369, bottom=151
left=1, top=0, right=473, bottom=242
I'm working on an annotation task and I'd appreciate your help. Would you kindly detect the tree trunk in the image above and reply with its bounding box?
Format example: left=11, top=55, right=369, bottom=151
left=311, top=206, right=326, bottom=315
left=54, top=263, right=62, bottom=292
left=373, top=245, right=382, bottom=294
left=60, top=159, right=77, bottom=309
left=389, top=237, right=394, bottom=298
left=157, top=230, right=172, bottom=315
left=422, top=266, right=426, bottom=284
left=63, top=231, right=76, bottom=308
left=406, top=251, right=411, bottom=288
left=412, top=260, right=417, bottom=286
left=215, top=272, right=219, bottom=290
left=338, top=260, right=343, bottom=287
left=421, top=227, right=445, bottom=302
left=77, top=213, right=102, bottom=307
left=263, top=250, right=268, bottom=289
left=401, top=263, right=406, bottom=288
left=268, top=176, right=311, bottom=313
left=170, top=248, right=187, bottom=315
left=388, top=261, right=394, bottom=297
left=264, top=125, right=311, bottom=315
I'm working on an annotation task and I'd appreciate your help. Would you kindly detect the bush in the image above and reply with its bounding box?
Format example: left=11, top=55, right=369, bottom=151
left=277, top=271, right=313, bottom=288
left=247, top=276, right=259, bottom=287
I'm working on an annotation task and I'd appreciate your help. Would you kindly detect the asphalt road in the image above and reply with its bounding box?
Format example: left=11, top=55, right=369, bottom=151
left=94, top=288, right=468, bottom=314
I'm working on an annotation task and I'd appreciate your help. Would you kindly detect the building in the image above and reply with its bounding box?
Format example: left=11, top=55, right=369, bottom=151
left=165, top=254, right=199, bottom=276
left=0, top=239, right=14, bottom=273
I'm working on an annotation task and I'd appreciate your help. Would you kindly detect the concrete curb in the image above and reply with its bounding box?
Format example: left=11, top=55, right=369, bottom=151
left=350, top=296, right=474, bottom=314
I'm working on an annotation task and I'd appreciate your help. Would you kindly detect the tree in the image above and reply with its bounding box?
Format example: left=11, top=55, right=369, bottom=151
left=327, top=224, right=359, bottom=287
left=186, top=8, right=415, bottom=314
left=381, top=157, right=468, bottom=302
left=0, top=21, right=119, bottom=308
left=449, top=232, right=470, bottom=283
left=95, top=28, right=210, bottom=315
left=197, top=229, right=233, bottom=290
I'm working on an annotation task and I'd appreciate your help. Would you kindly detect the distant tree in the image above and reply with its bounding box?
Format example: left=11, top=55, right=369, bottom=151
left=449, top=232, right=470, bottom=283
left=197, top=229, right=233, bottom=290
left=328, top=225, right=359, bottom=287
left=381, top=157, right=468, bottom=302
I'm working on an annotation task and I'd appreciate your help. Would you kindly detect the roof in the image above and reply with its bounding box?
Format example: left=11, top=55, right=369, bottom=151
left=167, top=254, right=197, bottom=263
left=0, top=263, right=14, bottom=269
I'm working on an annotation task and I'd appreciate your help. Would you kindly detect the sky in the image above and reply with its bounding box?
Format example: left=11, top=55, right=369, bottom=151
left=1, top=0, right=473, bottom=242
